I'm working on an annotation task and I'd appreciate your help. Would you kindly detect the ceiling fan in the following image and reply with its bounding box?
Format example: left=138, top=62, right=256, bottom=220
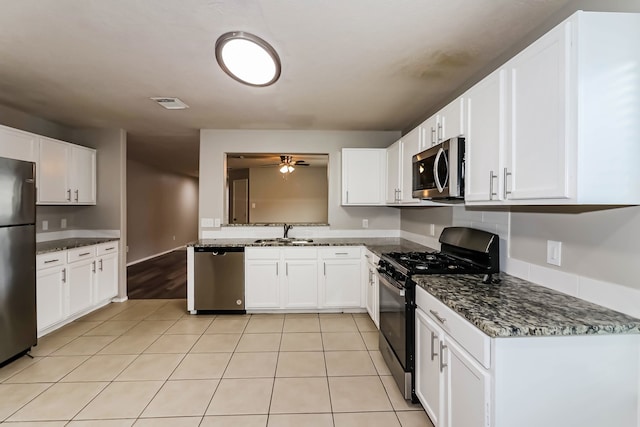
left=275, top=155, right=310, bottom=173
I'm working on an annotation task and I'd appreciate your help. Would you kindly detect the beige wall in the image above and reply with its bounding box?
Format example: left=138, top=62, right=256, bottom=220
left=127, top=158, right=198, bottom=263
left=199, top=130, right=401, bottom=233
left=249, top=166, right=328, bottom=224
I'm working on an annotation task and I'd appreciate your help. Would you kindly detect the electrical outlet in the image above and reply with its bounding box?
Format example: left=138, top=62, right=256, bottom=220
left=251, top=203, right=256, bottom=209
left=362, top=219, right=369, bottom=229
left=201, top=218, right=214, bottom=227
left=61, top=218, right=67, bottom=229
left=172, top=235, right=176, bottom=241
left=547, top=240, right=562, bottom=266
left=428, top=223, right=436, bottom=236
left=42, top=220, right=48, bottom=231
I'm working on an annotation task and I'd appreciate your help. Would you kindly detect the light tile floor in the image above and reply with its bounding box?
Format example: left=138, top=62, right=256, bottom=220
left=0, top=299, right=434, bottom=426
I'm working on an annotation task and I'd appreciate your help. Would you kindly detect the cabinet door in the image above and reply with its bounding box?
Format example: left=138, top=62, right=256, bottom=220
left=67, top=258, right=95, bottom=316
left=38, top=137, right=70, bottom=204
left=245, top=259, right=281, bottom=308
left=342, top=149, right=386, bottom=205
left=95, top=253, right=118, bottom=303
left=283, top=259, right=318, bottom=308
left=438, top=97, right=465, bottom=143
left=322, top=259, right=361, bottom=308
left=465, top=69, right=506, bottom=203
left=0, top=125, right=38, bottom=162
left=386, top=141, right=401, bottom=204
left=420, top=115, right=439, bottom=150
left=36, top=266, right=65, bottom=332
left=400, top=129, right=420, bottom=203
left=415, top=308, right=445, bottom=427
left=506, top=21, right=570, bottom=200
left=70, top=146, right=96, bottom=204
left=444, top=335, right=491, bottom=427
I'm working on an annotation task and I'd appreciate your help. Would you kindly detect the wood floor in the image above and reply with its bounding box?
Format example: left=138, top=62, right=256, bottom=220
left=127, top=249, right=187, bottom=299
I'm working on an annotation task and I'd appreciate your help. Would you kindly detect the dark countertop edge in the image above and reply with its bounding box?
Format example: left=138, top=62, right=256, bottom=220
left=222, top=223, right=330, bottom=227
left=36, top=237, right=120, bottom=255
left=187, top=238, right=436, bottom=257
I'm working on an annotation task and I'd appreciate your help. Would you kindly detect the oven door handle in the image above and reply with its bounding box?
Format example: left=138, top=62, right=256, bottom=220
left=378, top=273, right=405, bottom=297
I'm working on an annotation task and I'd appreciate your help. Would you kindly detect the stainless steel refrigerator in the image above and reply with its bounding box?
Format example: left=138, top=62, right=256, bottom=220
left=0, top=156, right=37, bottom=366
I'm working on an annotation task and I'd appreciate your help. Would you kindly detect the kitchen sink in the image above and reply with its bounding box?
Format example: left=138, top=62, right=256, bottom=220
left=253, top=238, right=314, bottom=245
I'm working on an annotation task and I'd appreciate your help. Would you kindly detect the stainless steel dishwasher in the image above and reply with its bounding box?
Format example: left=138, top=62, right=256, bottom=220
left=194, top=246, right=245, bottom=313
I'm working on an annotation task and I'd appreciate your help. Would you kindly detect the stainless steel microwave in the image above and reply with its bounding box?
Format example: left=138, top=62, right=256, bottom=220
left=412, top=137, right=465, bottom=200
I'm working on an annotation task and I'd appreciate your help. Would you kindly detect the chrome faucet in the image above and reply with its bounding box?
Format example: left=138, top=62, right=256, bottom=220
left=283, top=223, right=293, bottom=239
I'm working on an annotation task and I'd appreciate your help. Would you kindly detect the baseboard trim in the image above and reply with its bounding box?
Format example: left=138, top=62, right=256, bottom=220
left=127, top=245, right=186, bottom=267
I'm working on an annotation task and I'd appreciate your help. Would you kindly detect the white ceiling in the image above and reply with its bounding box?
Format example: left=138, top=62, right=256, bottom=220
left=0, top=0, right=573, bottom=176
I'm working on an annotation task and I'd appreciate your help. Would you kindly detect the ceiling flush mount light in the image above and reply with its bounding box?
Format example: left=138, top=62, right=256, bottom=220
left=215, top=31, right=281, bottom=87
left=150, top=97, right=189, bottom=110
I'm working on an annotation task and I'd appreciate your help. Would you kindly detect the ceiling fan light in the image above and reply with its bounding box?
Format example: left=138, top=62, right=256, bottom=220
left=280, top=165, right=289, bottom=174
left=288, top=165, right=295, bottom=173
left=215, top=32, right=281, bottom=87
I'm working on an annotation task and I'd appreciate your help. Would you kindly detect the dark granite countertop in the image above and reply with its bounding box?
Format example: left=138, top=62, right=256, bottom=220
left=188, top=238, right=435, bottom=257
left=36, top=238, right=120, bottom=255
left=414, top=274, right=640, bottom=338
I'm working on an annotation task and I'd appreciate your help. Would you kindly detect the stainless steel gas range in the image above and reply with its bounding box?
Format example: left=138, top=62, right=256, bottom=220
left=377, top=227, right=500, bottom=401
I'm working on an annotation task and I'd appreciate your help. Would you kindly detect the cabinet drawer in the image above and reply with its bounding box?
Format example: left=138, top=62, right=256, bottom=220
left=36, top=251, right=66, bottom=270
left=67, top=246, right=96, bottom=263
left=97, top=241, right=118, bottom=256
left=282, top=247, right=317, bottom=259
left=245, top=247, right=280, bottom=260
left=416, top=286, right=491, bottom=368
left=319, top=246, right=362, bottom=259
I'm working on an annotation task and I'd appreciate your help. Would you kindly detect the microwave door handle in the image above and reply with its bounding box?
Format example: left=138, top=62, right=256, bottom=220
left=433, top=147, right=448, bottom=193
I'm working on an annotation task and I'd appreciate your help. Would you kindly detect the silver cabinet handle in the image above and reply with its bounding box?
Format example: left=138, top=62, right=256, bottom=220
left=74, top=189, right=79, bottom=202
left=99, top=259, right=103, bottom=271
left=104, top=247, right=114, bottom=251
left=92, top=261, right=96, bottom=273
left=346, top=190, right=349, bottom=204
left=429, top=310, right=447, bottom=324
left=44, top=259, right=59, bottom=264
left=503, top=168, right=512, bottom=199
left=437, top=122, right=443, bottom=142
left=439, top=341, right=448, bottom=373
left=489, top=171, right=498, bottom=200
left=66, top=189, right=71, bottom=201
left=430, top=331, right=438, bottom=361
left=324, top=262, right=326, bottom=276
left=430, top=127, right=436, bottom=145
left=79, top=252, right=91, bottom=257
left=276, top=263, right=279, bottom=276
left=62, top=268, right=66, bottom=283
left=286, top=262, right=289, bottom=276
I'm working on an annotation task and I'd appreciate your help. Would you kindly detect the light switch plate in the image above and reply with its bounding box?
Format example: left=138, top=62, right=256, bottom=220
left=362, top=219, right=369, bottom=229
left=61, top=218, right=67, bottom=229
left=42, top=220, right=48, bottom=231
left=547, top=240, right=562, bottom=266
left=428, top=224, right=436, bottom=236
left=201, top=218, right=214, bottom=227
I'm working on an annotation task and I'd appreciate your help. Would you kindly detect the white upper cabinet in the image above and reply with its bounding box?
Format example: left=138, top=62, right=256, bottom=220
left=386, top=140, right=402, bottom=204
left=341, top=148, right=386, bottom=205
left=70, top=145, right=96, bottom=204
left=0, top=124, right=38, bottom=162
left=419, top=97, right=465, bottom=151
left=464, top=69, right=507, bottom=203
left=465, top=11, right=640, bottom=205
left=437, top=97, right=465, bottom=144
left=385, top=130, right=422, bottom=205
left=38, top=137, right=71, bottom=204
left=38, top=137, right=96, bottom=205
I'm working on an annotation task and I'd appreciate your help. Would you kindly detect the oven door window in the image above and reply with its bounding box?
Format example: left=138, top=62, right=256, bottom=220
left=378, top=274, right=407, bottom=369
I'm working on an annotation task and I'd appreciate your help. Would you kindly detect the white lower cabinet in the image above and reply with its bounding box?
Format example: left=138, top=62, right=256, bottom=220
left=95, top=242, right=119, bottom=303
left=36, top=241, right=119, bottom=336
left=364, top=250, right=379, bottom=328
left=245, top=246, right=363, bottom=311
left=415, top=286, right=639, bottom=427
left=320, top=247, right=362, bottom=308
left=67, top=257, right=95, bottom=317
left=35, top=265, right=65, bottom=332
